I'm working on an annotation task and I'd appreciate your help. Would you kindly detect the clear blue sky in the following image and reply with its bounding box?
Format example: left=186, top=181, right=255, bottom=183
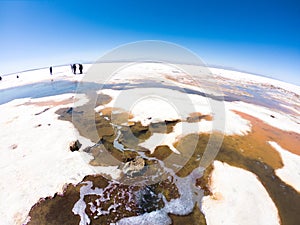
left=1, top=0, right=299, bottom=85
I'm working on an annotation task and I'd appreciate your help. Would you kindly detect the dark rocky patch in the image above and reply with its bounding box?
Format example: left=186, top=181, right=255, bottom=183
left=146, top=145, right=173, bottom=160
left=69, top=140, right=82, bottom=152
left=196, top=164, right=214, bottom=196
left=95, top=94, right=112, bottom=107
left=28, top=174, right=181, bottom=225
left=186, top=112, right=213, bottom=123
left=169, top=203, right=207, bottom=225
left=27, top=183, right=83, bottom=225
left=34, top=108, right=50, bottom=116
left=149, top=119, right=181, bottom=133
left=10, top=144, right=18, bottom=150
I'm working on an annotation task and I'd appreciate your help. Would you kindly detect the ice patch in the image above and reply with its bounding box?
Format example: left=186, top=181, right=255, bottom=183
left=116, top=168, right=204, bottom=225
left=115, top=210, right=172, bottom=225
left=269, top=141, right=300, bottom=192
left=201, top=161, right=280, bottom=225
left=0, top=94, right=119, bottom=225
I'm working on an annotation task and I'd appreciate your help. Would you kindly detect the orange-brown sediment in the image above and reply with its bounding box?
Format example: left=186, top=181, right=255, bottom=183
left=234, top=111, right=300, bottom=156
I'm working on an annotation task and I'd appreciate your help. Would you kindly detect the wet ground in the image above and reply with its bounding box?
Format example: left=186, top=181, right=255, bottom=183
left=27, top=84, right=300, bottom=224
left=1, top=75, right=298, bottom=116
left=2, top=75, right=300, bottom=224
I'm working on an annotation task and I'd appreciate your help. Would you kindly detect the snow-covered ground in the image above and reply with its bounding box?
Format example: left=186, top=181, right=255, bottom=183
left=227, top=101, right=300, bottom=134
left=0, top=94, right=120, bottom=225
left=96, top=88, right=251, bottom=155
left=0, top=64, right=91, bottom=91
left=209, top=67, right=300, bottom=96
left=201, top=161, right=280, bottom=225
left=269, top=141, right=300, bottom=192
left=0, top=62, right=299, bottom=225
left=97, top=89, right=251, bottom=132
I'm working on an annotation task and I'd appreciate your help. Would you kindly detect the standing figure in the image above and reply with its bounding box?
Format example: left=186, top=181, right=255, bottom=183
left=49, top=66, right=53, bottom=75
left=72, top=64, right=77, bottom=74
left=0, top=76, right=2, bottom=81
left=79, top=64, right=83, bottom=74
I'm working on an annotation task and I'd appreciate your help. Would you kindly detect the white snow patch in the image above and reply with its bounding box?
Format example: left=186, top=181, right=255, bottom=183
left=202, top=161, right=280, bottom=225
left=269, top=141, right=300, bottom=192
left=209, top=67, right=300, bottom=96
left=227, top=101, right=300, bottom=134
left=96, top=88, right=251, bottom=136
left=223, top=108, right=251, bottom=135
left=115, top=210, right=172, bottom=225
left=0, top=94, right=120, bottom=225
left=139, top=109, right=250, bottom=155
left=0, top=64, right=91, bottom=90
left=116, top=168, right=202, bottom=225
left=139, top=121, right=211, bottom=154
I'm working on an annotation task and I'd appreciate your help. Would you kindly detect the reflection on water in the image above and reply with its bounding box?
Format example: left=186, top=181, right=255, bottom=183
left=0, top=80, right=102, bottom=105
left=221, top=84, right=294, bottom=114
left=1, top=78, right=293, bottom=117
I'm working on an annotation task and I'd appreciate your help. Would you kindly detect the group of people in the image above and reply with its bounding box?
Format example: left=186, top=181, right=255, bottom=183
left=0, top=64, right=85, bottom=81
left=49, top=64, right=84, bottom=75
left=70, top=64, right=83, bottom=74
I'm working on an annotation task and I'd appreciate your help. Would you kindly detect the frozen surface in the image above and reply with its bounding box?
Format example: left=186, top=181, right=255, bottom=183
left=0, top=63, right=299, bottom=224
left=209, top=67, right=300, bottom=96
left=202, top=161, right=280, bottom=225
left=0, top=94, right=120, bottom=225
left=0, top=64, right=91, bottom=91
left=269, top=141, right=300, bottom=192
left=227, top=101, right=300, bottom=134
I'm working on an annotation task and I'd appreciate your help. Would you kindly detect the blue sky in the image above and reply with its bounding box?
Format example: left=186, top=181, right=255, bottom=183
left=0, top=0, right=299, bottom=85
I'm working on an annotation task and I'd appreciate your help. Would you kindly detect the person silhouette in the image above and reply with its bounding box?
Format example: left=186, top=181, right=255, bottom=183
left=72, top=64, right=77, bottom=74
left=79, top=64, right=83, bottom=74
left=0, top=76, right=2, bottom=81
left=49, top=66, right=53, bottom=75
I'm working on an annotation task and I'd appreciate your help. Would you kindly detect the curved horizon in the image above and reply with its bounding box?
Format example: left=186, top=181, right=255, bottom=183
left=1, top=0, right=299, bottom=85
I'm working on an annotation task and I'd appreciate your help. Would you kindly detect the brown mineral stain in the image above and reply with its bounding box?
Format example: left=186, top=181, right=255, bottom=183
left=184, top=109, right=300, bottom=225
left=169, top=203, right=207, bottom=225
left=186, top=112, right=213, bottom=122
left=95, top=93, right=112, bottom=106
left=174, top=134, right=210, bottom=177
left=214, top=143, right=300, bottom=225
left=234, top=110, right=300, bottom=156
left=28, top=174, right=181, bottom=225
left=196, top=163, right=214, bottom=196
left=166, top=110, right=300, bottom=224
left=52, top=93, right=300, bottom=224
left=146, top=145, right=173, bottom=160
left=23, top=97, right=75, bottom=107
left=27, top=183, right=83, bottom=225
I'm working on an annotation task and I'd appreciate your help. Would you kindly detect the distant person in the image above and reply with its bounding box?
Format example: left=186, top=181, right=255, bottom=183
left=79, top=64, right=83, bottom=74
left=72, top=64, right=77, bottom=74
left=49, top=66, right=53, bottom=75
left=16, top=75, right=19, bottom=78
left=0, top=76, right=2, bottom=81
